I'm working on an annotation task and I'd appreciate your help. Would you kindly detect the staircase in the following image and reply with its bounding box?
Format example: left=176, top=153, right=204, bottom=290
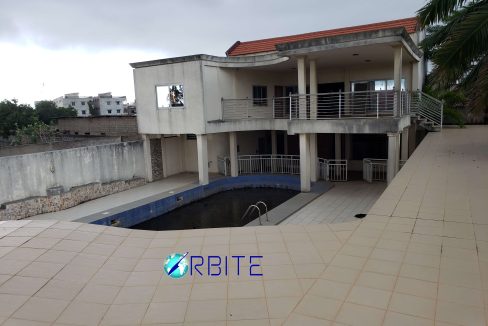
left=410, top=91, right=444, bottom=131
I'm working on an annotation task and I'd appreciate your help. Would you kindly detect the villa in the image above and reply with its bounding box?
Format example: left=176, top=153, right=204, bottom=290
left=130, top=17, right=443, bottom=191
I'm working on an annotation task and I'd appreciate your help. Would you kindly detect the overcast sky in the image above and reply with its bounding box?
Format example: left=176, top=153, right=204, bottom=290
left=0, top=0, right=427, bottom=106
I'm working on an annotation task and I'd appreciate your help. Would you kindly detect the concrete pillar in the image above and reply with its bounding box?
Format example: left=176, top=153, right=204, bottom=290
left=161, top=137, right=168, bottom=178
left=411, top=62, right=420, bottom=91
left=345, top=134, right=352, bottom=160
left=197, top=134, right=209, bottom=185
left=387, top=132, right=400, bottom=184
left=271, top=130, right=277, bottom=155
left=401, top=127, right=409, bottom=161
left=335, top=133, right=341, bottom=160
left=297, top=56, right=307, bottom=119
left=299, top=133, right=311, bottom=192
left=142, top=134, right=153, bottom=182
left=309, top=59, right=317, bottom=119
left=229, top=132, right=238, bottom=177
left=284, top=133, right=288, bottom=155
left=393, top=46, right=403, bottom=116
left=309, top=133, right=317, bottom=182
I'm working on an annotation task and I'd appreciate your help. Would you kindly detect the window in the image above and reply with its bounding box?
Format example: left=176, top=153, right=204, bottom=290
left=107, top=110, right=112, bottom=114
left=81, top=101, right=85, bottom=105
left=116, top=101, right=120, bottom=105
left=352, top=79, right=406, bottom=91
left=116, top=109, right=121, bottom=113
left=71, top=101, right=75, bottom=106
left=107, top=101, right=111, bottom=105
left=156, top=85, right=184, bottom=108
left=252, top=86, right=267, bottom=106
left=81, top=110, right=86, bottom=115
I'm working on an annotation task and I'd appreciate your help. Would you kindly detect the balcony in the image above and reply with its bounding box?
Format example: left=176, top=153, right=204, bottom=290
left=222, top=90, right=416, bottom=121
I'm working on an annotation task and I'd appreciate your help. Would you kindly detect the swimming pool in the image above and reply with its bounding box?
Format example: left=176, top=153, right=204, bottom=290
left=130, top=187, right=298, bottom=230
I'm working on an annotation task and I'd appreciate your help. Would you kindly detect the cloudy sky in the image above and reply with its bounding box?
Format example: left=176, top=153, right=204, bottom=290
left=0, top=0, right=427, bottom=106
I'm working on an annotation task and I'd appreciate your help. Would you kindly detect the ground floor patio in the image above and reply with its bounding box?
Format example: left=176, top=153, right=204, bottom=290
left=0, top=126, right=487, bottom=325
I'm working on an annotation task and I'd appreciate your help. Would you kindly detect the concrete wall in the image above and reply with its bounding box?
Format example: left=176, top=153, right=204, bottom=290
left=0, top=137, right=121, bottom=157
left=56, top=116, right=139, bottom=137
left=134, top=60, right=205, bottom=135
left=0, top=141, right=145, bottom=205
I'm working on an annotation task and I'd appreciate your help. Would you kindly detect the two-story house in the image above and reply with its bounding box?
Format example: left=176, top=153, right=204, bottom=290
left=130, top=17, right=443, bottom=192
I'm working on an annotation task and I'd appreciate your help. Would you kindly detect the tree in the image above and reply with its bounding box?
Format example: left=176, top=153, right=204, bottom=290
left=418, top=0, right=488, bottom=118
left=14, top=121, right=57, bottom=145
left=35, top=100, right=77, bottom=124
left=88, top=100, right=99, bottom=116
left=0, top=99, right=37, bottom=138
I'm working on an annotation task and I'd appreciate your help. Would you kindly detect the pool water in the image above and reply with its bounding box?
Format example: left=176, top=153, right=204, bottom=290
left=130, top=187, right=298, bottom=231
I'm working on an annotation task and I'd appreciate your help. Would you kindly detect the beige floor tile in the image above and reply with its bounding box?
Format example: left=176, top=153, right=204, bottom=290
left=264, top=279, right=303, bottom=298
left=229, top=281, right=264, bottom=299
left=101, top=303, right=148, bottom=325
left=56, top=301, right=109, bottom=325
left=308, top=279, right=352, bottom=300
left=394, top=277, right=438, bottom=299
left=142, top=301, right=187, bottom=324
left=2, top=248, right=46, bottom=261
left=21, top=237, right=61, bottom=250
left=227, top=298, right=268, bottom=320
left=185, top=300, right=227, bottom=322
left=294, top=294, right=342, bottom=320
left=18, top=261, right=64, bottom=278
left=267, top=296, right=300, bottom=319
left=383, top=311, right=434, bottom=326
left=113, top=286, right=155, bottom=304
left=152, top=283, right=191, bottom=302
left=262, top=264, right=297, bottom=280
left=400, top=263, right=439, bottom=282
left=90, top=269, right=130, bottom=286
left=437, top=283, right=484, bottom=307
left=13, top=297, right=69, bottom=322
left=356, top=271, right=396, bottom=291
left=284, top=313, right=331, bottom=325
left=346, top=285, right=391, bottom=309
left=0, top=276, right=49, bottom=296
left=330, top=254, right=366, bottom=270
left=34, top=280, right=84, bottom=301
left=363, top=259, right=401, bottom=276
left=35, top=250, right=76, bottom=264
left=52, top=239, right=89, bottom=252
left=191, top=282, right=227, bottom=300
left=321, top=266, right=359, bottom=283
left=335, top=302, right=385, bottom=326
left=370, top=248, right=404, bottom=262
left=389, top=292, right=435, bottom=319
left=75, top=283, right=120, bottom=304
left=0, top=294, right=30, bottom=318
left=227, top=319, right=270, bottom=326
left=436, top=300, right=486, bottom=326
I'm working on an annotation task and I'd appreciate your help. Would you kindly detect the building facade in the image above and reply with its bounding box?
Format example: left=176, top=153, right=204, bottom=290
left=53, top=93, right=93, bottom=117
left=131, top=17, right=443, bottom=191
left=54, top=92, right=127, bottom=117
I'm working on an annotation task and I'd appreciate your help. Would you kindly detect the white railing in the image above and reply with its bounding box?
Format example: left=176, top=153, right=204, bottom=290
left=410, top=91, right=443, bottom=128
left=237, top=154, right=300, bottom=175
left=363, top=158, right=407, bottom=182
left=217, top=154, right=348, bottom=181
left=327, top=159, right=348, bottom=182
left=222, top=90, right=410, bottom=121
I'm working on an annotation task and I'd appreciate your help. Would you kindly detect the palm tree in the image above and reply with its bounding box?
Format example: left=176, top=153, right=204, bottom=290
left=417, top=0, right=488, bottom=117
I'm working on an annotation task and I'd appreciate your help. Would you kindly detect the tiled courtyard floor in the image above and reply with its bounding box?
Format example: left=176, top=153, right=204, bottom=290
left=0, top=126, right=487, bottom=325
left=282, top=181, right=386, bottom=225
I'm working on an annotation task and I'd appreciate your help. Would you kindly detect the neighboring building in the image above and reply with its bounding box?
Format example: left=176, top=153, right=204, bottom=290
left=53, top=93, right=92, bottom=117
left=94, top=92, right=127, bottom=116
left=130, top=17, right=443, bottom=189
left=53, top=92, right=127, bottom=117
left=124, top=102, right=137, bottom=115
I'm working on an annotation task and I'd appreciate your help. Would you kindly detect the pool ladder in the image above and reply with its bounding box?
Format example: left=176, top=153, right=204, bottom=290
left=241, top=201, right=269, bottom=225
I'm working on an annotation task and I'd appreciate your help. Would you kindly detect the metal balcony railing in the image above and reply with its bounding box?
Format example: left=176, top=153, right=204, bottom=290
left=363, top=158, right=407, bottom=183
left=222, top=90, right=413, bottom=121
left=217, top=155, right=348, bottom=181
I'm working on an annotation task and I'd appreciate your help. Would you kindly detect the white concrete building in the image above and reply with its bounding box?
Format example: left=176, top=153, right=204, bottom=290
left=94, top=92, right=127, bottom=116
left=53, top=93, right=92, bottom=117
left=131, top=17, right=443, bottom=191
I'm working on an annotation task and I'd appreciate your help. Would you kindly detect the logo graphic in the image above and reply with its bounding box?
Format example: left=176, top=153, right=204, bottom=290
left=164, top=252, right=189, bottom=278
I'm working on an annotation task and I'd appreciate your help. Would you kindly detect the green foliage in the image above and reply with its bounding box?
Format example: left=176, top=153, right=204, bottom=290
left=424, top=86, right=466, bottom=127
left=13, top=121, right=57, bottom=145
left=418, top=0, right=488, bottom=118
left=35, top=100, right=77, bottom=124
left=0, top=99, right=37, bottom=138
left=88, top=100, right=99, bottom=116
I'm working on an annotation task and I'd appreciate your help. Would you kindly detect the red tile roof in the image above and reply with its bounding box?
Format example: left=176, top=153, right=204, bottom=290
left=226, top=17, right=419, bottom=56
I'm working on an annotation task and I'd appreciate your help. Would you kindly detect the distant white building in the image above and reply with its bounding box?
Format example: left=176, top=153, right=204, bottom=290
left=53, top=92, right=127, bottom=117
left=53, top=93, right=92, bottom=117
left=94, top=92, right=127, bottom=116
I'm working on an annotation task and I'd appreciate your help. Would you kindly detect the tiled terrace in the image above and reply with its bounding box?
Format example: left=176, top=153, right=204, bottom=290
left=0, top=126, right=487, bottom=325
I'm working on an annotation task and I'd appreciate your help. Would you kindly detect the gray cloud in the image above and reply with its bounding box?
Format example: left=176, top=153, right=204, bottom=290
left=0, top=0, right=426, bottom=57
